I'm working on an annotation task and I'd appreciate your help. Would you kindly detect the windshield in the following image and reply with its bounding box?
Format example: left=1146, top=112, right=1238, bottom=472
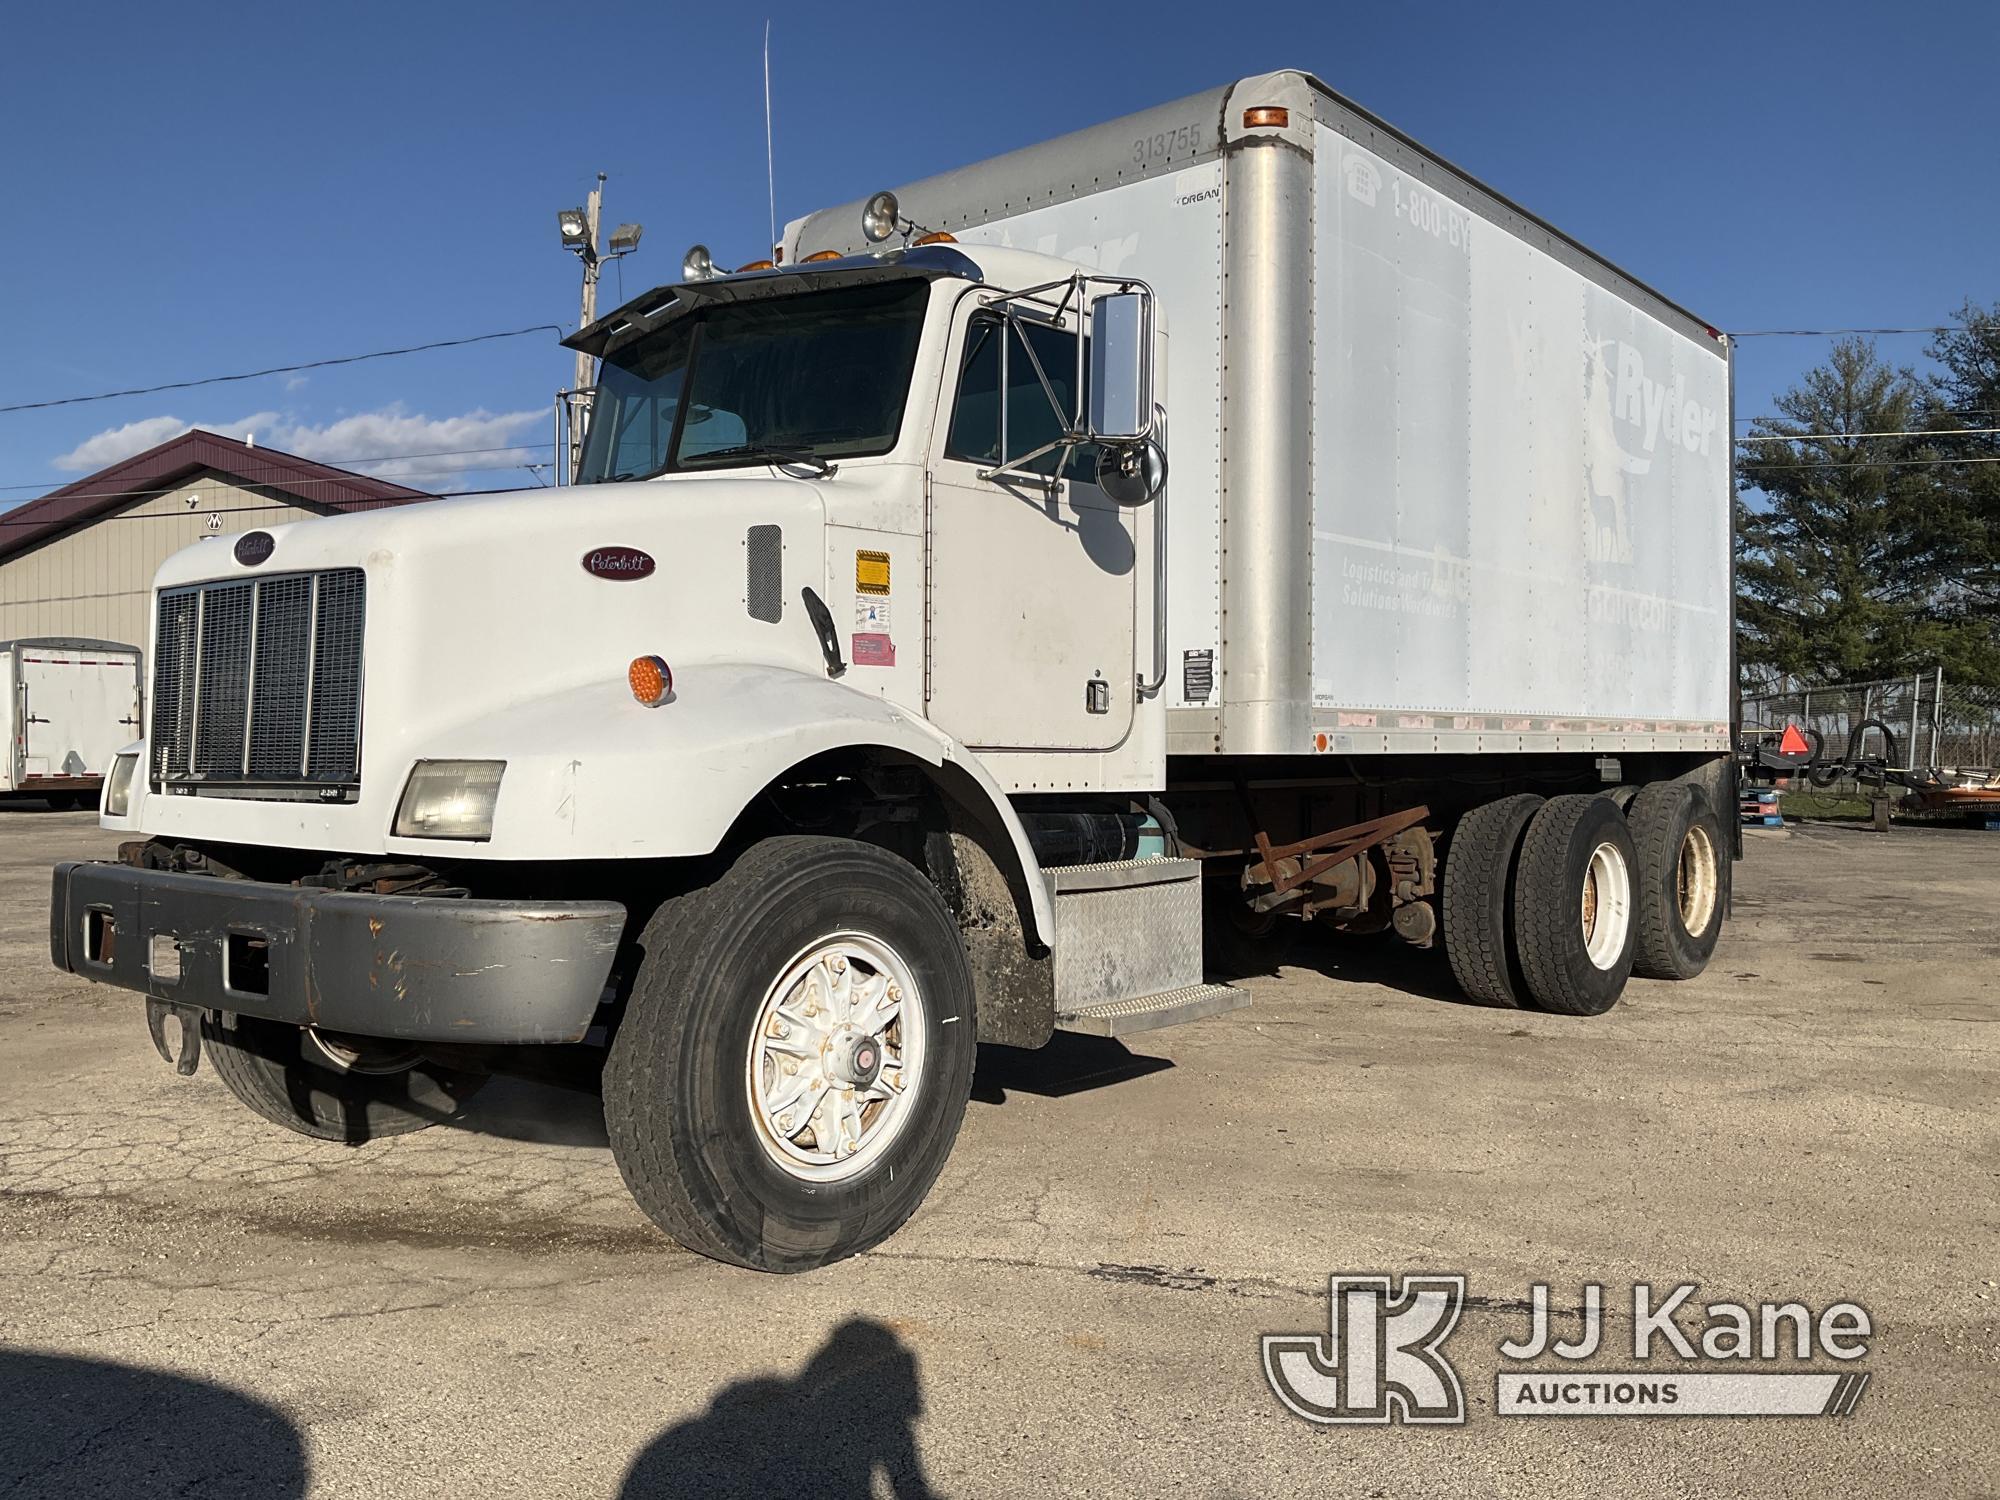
left=576, top=278, right=931, bottom=483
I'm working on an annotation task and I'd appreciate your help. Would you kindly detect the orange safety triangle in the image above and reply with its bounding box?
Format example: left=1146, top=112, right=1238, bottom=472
left=1778, top=724, right=1810, bottom=756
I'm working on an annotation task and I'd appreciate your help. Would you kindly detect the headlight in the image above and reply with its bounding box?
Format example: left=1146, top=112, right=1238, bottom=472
left=103, top=753, right=139, bottom=818
left=393, top=760, right=505, bottom=840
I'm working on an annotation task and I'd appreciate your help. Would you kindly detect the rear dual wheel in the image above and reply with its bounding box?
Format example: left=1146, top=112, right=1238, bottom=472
left=1627, top=783, right=1726, bottom=980
left=1444, top=785, right=1724, bottom=1015
left=1444, top=793, right=1638, bottom=1014
left=1511, top=795, right=1639, bottom=1016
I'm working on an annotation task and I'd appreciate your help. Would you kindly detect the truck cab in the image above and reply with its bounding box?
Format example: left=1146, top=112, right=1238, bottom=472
left=53, top=236, right=1217, bottom=1271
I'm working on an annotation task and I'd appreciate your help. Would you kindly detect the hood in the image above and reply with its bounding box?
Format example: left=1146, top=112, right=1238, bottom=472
left=152, top=471, right=832, bottom=763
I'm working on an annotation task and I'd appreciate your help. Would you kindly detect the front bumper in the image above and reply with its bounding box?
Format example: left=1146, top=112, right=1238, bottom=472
left=50, top=862, right=625, bottom=1044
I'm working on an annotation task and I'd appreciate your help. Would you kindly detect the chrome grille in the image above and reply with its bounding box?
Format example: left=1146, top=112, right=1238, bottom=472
left=151, top=568, right=366, bottom=790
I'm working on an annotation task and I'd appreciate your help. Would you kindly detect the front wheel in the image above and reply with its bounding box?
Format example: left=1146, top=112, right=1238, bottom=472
left=603, top=836, right=978, bottom=1272
left=200, top=1012, right=486, bottom=1141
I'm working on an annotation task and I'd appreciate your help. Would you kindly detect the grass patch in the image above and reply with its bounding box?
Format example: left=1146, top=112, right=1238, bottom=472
left=1777, top=789, right=1877, bottom=822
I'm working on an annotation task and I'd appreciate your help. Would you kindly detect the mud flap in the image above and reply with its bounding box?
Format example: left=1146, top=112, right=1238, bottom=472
left=145, top=999, right=203, bottom=1076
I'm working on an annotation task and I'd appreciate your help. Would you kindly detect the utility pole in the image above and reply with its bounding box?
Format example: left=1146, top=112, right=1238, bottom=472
left=556, top=174, right=642, bottom=484
left=574, top=172, right=605, bottom=401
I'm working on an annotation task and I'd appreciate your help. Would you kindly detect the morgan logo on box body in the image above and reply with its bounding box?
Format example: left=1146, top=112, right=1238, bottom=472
left=583, top=547, right=656, bottom=580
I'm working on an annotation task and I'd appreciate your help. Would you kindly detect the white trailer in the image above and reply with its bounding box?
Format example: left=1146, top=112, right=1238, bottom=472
left=52, top=70, right=1734, bottom=1271
left=3, top=639, right=142, bottom=808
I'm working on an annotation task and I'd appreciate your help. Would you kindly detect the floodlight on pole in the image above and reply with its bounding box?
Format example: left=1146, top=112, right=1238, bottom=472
left=558, top=207, right=593, bottom=262
left=609, top=222, right=644, bottom=255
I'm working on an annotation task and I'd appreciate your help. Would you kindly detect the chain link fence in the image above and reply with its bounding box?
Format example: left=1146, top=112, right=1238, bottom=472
left=1742, top=669, right=2000, bottom=775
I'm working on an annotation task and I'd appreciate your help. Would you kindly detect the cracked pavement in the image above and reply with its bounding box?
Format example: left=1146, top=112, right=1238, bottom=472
left=2, top=809, right=1996, bottom=1496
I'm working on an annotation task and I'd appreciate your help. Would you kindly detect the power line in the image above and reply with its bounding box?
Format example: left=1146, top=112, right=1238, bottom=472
left=1740, top=455, right=2000, bottom=473
left=1736, top=407, right=1995, bottom=426
left=1738, top=426, right=2000, bottom=443
left=1728, top=325, right=1960, bottom=339
left=0, top=326, right=566, bottom=415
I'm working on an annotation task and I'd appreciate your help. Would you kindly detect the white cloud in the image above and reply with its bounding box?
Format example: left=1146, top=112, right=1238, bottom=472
left=51, top=414, right=235, bottom=472
left=52, top=403, right=547, bottom=491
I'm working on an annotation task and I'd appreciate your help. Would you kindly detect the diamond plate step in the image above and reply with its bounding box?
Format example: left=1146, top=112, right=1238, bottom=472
left=1045, top=857, right=1204, bottom=1011
left=1054, top=982, right=1249, bottom=1038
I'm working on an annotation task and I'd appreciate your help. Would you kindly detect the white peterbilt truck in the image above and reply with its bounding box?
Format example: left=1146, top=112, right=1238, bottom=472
left=51, top=70, right=1735, bottom=1271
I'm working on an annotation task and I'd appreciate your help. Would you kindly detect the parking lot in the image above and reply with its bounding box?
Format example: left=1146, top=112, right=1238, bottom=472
left=2, top=807, right=1995, bottom=1497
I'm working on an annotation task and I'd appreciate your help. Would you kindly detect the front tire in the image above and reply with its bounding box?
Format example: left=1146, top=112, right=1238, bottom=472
left=1628, top=782, right=1726, bottom=979
left=603, top=836, right=977, bottom=1272
left=199, top=1012, right=486, bottom=1141
left=1512, top=795, right=1638, bottom=1016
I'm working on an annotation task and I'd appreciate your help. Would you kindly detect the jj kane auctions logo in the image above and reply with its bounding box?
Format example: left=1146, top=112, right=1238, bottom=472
left=1264, top=1276, right=1872, bottom=1424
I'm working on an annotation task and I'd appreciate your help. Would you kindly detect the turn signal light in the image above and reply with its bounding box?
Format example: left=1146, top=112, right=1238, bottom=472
left=802, top=249, right=844, bottom=262
left=629, top=655, right=674, bottom=707
left=911, top=231, right=957, bottom=246
left=1243, top=106, right=1289, bottom=129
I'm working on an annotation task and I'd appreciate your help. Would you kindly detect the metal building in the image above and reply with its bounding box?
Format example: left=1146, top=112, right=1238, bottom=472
left=0, top=430, right=429, bottom=652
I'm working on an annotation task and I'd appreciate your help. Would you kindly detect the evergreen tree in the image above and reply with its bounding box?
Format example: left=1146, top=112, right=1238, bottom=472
left=1737, top=337, right=2000, bottom=687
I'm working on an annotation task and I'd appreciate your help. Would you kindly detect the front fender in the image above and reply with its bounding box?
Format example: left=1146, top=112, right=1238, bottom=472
left=391, top=662, right=1053, bottom=943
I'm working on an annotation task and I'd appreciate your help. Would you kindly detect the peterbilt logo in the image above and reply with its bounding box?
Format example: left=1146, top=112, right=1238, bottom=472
left=234, top=531, right=275, bottom=566
left=582, top=547, right=656, bottom=580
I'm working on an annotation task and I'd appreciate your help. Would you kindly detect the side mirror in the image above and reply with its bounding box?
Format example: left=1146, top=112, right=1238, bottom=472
left=1096, top=436, right=1165, bottom=506
left=1088, top=291, right=1152, bottom=442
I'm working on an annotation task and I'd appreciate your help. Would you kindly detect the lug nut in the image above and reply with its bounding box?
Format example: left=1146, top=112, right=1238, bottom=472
left=767, top=1018, right=788, bottom=1038
left=783, top=1059, right=798, bottom=1076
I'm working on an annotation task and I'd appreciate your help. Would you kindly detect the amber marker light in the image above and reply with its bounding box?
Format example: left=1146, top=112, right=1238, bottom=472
left=1243, top=106, right=1289, bottom=128
left=911, top=231, right=958, bottom=245
left=801, top=249, right=844, bottom=262
left=630, top=655, right=674, bottom=706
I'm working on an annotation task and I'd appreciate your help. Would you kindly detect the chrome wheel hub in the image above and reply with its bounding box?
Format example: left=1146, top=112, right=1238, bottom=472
left=745, top=934, right=924, bottom=1183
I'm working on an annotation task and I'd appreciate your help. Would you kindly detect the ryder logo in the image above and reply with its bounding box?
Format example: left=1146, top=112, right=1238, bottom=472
left=1263, top=1275, right=1467, bottom=1425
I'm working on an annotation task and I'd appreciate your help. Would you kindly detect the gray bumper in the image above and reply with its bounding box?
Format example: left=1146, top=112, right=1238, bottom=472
left=50, top=861, right=625, bottom=1044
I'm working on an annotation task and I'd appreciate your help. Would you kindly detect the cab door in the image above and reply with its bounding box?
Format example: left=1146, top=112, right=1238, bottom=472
left=924, top=301, right=1137, bottom=751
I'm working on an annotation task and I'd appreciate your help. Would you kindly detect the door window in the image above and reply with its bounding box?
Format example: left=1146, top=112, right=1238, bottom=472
left=946, top=314, right=1096, bottom=480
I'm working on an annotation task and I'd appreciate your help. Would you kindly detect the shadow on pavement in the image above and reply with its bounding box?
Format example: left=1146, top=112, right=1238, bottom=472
left=619, top=1318, right=938, bottom=1499
left=447, top=1073, right=612, bottom=1148
left=1290, top=926, right=1490, bottom=1008
left=0, top=1349, right=307, bottom=1498
left=971, top=1030, right=1173, bottom=1105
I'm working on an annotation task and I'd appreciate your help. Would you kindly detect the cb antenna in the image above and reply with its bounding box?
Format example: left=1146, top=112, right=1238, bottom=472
left=763, top=21, right=777, bottom=255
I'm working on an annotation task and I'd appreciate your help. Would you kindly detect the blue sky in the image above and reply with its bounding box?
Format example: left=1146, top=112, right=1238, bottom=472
left=1, top=0, right=1992, bottom=501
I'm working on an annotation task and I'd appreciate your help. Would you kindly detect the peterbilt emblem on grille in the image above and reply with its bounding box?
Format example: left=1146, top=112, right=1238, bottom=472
left=234, top=531, right=276, bottom=566
left=582, top=547, right=656, bottom=580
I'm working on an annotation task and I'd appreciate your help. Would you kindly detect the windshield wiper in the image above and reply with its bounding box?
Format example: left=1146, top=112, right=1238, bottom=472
left=687, top=444, right=835, bottom=477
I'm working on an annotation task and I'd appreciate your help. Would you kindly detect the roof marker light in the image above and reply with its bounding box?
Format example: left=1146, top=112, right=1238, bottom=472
left=1243, top=106, right=1289, bottom=129
left=802, top=249, right=844, bottom=263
